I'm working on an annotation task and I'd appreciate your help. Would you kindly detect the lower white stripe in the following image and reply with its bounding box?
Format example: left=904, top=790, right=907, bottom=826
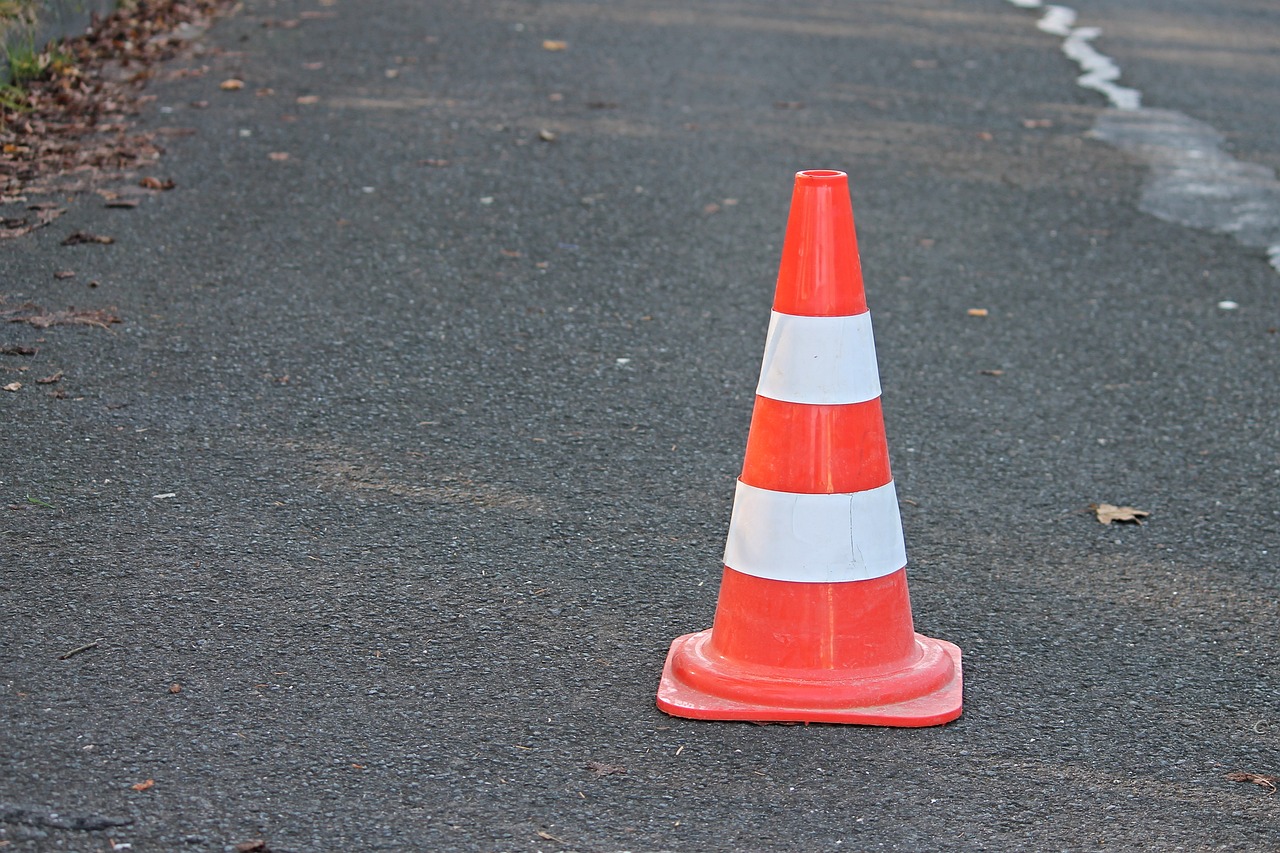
left=756, top=311, right=882, bottom=405
left=723, top=480, right=907, bottom=583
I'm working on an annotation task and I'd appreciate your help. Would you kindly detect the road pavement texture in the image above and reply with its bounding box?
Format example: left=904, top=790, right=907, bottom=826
left=3, top=0, right=1278, bottom=850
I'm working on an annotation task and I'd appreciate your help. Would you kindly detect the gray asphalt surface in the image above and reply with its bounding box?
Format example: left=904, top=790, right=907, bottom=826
left=3, top=0, right=1278, bottom=851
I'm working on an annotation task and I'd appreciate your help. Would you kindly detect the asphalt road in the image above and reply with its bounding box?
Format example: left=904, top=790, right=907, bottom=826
left=2, top=0, right=1278, bottom=850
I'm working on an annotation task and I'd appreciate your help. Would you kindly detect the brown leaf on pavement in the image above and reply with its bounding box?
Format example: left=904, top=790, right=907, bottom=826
left=3, top=302, right=122, bottom=330
left=139, top=176, right=176, bottom=190
left=1225, top=771, right=1277, bottom=794
left=0, top=206, right=66, bottom=239
left=130, top=779, right=155, bottom=791
left=36, top=371, right=64, bottom=384
left=586, top=761, right=626, bottom=776
left=1091, top=503, right=1150, bottom=525
left=62, top=231, right=115, bottom=245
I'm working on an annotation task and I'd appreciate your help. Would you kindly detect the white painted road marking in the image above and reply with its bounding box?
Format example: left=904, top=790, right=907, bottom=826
left=1008, top=0, right=1280, bottom=274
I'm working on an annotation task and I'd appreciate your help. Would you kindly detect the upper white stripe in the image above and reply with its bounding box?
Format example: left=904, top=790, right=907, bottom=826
left=756, top=311, right=882, bottom=405
left=723, top=480, right=907, bottom=583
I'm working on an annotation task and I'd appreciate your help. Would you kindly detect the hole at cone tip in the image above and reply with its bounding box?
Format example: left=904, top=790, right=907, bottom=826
left=798, top=169, right=846, bottom=180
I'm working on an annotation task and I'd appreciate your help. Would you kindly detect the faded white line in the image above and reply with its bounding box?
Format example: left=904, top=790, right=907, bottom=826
left=1007, top=0, right=1280, bottom=274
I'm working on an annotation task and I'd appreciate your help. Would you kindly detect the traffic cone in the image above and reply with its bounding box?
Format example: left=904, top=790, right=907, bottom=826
left=656, top=169, right=962, bottom=726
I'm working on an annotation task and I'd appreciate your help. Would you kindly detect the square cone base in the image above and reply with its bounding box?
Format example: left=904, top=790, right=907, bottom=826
left=656, top=629, right=963, bottom=727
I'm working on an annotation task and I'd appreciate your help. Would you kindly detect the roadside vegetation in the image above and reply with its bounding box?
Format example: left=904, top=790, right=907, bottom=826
left=1, top=0, right=232, bottom=201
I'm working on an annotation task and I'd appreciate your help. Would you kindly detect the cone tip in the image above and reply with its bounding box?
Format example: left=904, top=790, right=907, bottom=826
left=795, top=169, right=847, bottom=184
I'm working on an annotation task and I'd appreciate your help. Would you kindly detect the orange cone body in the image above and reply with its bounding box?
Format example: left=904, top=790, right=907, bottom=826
left=656, top=170, right=962, bottom=726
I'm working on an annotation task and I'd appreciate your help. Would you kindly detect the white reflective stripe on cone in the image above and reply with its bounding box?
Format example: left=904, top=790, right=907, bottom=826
left=755, top=311, right=882, bottom=405
left=723, top=480, right=907, bottom=583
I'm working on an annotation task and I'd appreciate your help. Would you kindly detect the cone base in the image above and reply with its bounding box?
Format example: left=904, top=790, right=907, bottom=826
left=656, top=629, right=962, bottom=727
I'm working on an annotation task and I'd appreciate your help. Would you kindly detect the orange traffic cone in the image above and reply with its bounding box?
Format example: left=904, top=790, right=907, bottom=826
left=656, top=169, right=962, bottom=726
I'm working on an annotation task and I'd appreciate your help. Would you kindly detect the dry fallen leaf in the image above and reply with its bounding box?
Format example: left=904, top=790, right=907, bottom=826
left=1091, top=503, right=1150, bottom=525
left=36, top=371, right=64, bottom=385
left=139, top=176, right=176, bottom=190
left=0, top=205, right=66, bottom=239
left=130, top=779, right=155, bottom=792
left=3, top=303, right=122, bottom=330
left=3, top=382, right=21, bottom=392
left=967, top=308, right=989, bottom=317
left=1225, top=771, right=1277, bottom=794
left=295, top=95, right=320, bottom=105
left=268, top=152, right=291, bottom=162
left=220, top=78, right=245, bottom=91
left=541, top=40, right=568, bottom=51
left=234, top=841, right=270, bottom=853
left=538, top=129, right=557, bottom=142
left=62, top=232, right=115, bottom=246
left=586, top=761, right=626, bottom=776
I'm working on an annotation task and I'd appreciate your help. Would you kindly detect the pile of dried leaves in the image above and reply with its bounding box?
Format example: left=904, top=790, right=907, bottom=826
left=1, top=0, right=234, bottom=200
